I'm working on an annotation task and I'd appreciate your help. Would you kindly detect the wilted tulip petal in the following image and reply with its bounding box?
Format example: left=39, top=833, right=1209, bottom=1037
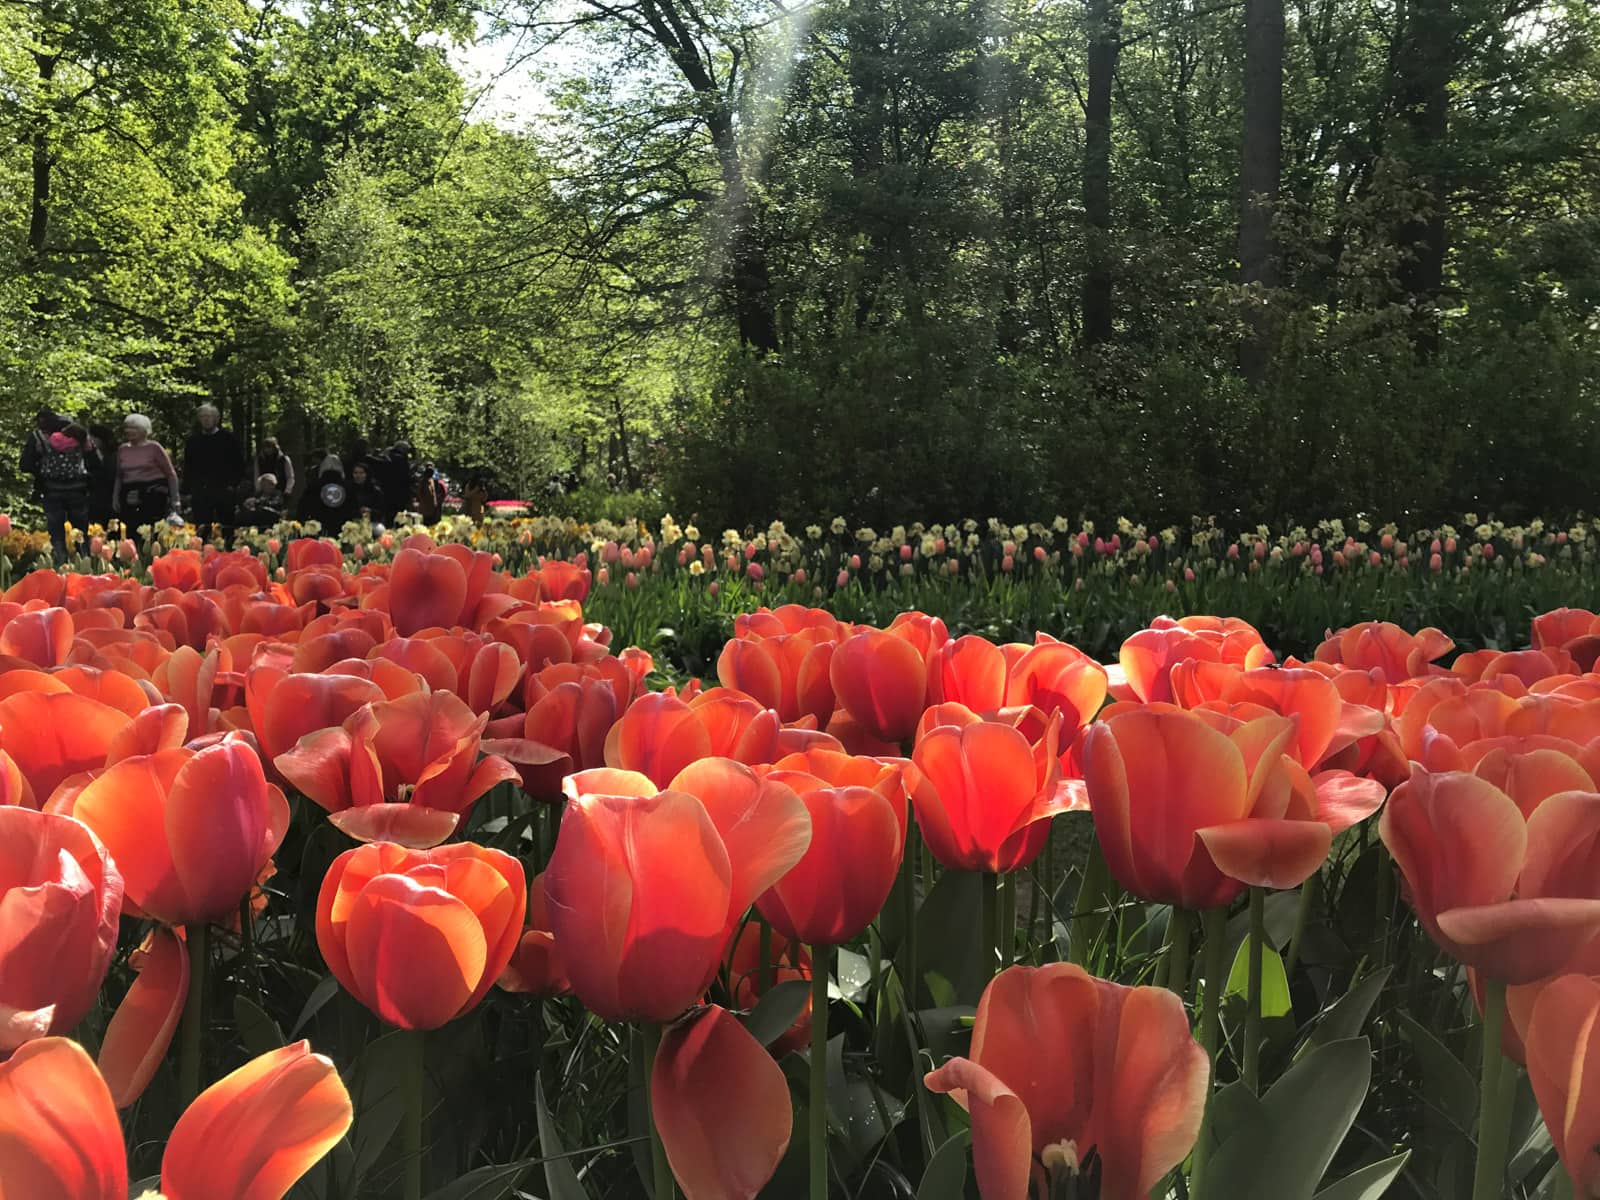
left=651, top=1005, right=793, bottom=1200
left=0, top=1036, right=128, bottom=1198
left=99, top=926, right=189, bottom=1107
left=160, top=1041, right=354, bottom=1200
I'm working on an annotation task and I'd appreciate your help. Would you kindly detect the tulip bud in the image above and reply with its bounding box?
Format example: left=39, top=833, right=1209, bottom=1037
left=1033, top=545, right=1046, bottom=562
left=836, top=569, right=850, bottom=589
left=627, top=571, right=639, bottom=589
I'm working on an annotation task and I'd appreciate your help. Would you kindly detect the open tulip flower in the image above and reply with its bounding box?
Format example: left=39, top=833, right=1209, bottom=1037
left=61, top=734, right=288, bottom=927
left=0, top=807, right=123, bottom=1050
left=829, top=627, right=930, bottom=745
left=717, top=624, right=838, bottom=724
left=276, top=690, right=517, bottom=848
left=1312, top=619, right=1454, bottom=683
left=1381, top=769, right=1600, bottom=983
left=0, top=1036, right=352, bottom=1200
left=1083, top=707, right=1338, bottom=909
left=930, top=633, right=1108, bottom=729
left=925, top=963, right=1209, bottom=1200
left=317, top=841, right=525, bottom=1030
left=1113, top=615, right=1274, bottom=704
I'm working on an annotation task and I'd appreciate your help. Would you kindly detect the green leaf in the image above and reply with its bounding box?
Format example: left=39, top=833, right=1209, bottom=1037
left=1300, top=968, right=1391, bottom=1056
left=130, top=1176, right=160, bottom=1198
left=912, top=869, right=989, bottom=1006
left=1208, top=1037, right=1373, bottom=1199
left=233, top=994, right=284, bottom=1058
left=290, top=974, right=341, bottom=1037
left=916, top=1130, right=972, bottom=1200
left=1225, top=940, right=1292, bottom=1018
left=423, top=1161, right=533, bottom=1200
left=345, top=1031, right=411, bottom=1190
left=1313, top=1152, right=1411, bottom=1200
left=1394, top=1013, right=1478, bottom=1129
left=832, top=947, right=872, bottom=1002
left=743, top=979, right=813, bottom=1047
left=536, top=1071, right=589, bottom=1200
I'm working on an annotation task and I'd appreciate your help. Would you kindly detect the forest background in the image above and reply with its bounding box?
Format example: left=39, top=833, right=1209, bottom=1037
left=1, top=0, right=1597, bottom=529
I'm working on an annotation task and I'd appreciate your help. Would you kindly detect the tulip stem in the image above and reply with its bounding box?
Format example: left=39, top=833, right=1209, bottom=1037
left=1189, top=907, right=1228, bottom=1199
left=759, top=918, right=774, bottom=994
left=1471, top=979, right=1512, bottom=1200
left=403, top=1027, right=425, bottom=1200
left=643, top=1024, right=676, bottom=1200
left=1070, top=837, right=1111, bottom=970
left=902, top=816, right=920, bottom=1006
left=1168, top=908, right=1191, bottom=1002
left=178, top=922, right=209, bottom=1105
left=1243, top=887, right=1265, bottom=1093
left=1284, top=872, right=1317, bottom=979
left=982, top=872, right=999, bottom=976
left=810, top=943, right=832, bottom=1200
left=1000, top=872, right=1016, bottom=969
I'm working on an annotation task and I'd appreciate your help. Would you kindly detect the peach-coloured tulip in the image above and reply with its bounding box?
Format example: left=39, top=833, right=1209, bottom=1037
left=65, top=736, right=287, bottom=927
left=0, top=691, right=131, bottom=808
left=755, top=769, right=902, bottom=945
left=98, top=926, right=188, bottom=1107
left=924, top=964, right=1208, bottom=1200
left=0, top=1037, right=127, bottom=1196
left=497, top=873, right=568, bottom=997
left=1116, top=615, right=1273, bottom=704
left=1525, top=974, right=1600, bottom=1197
left=1380, top=770, right=1600, bottom=983
left=717, top=630, right=836, bottom=725
left=317, top=841, right=525, bottom=1030
left=0, top=808, right=123, bottom=1050
left=830, top=629, right=928, bottom=744
left=546, top=765, right=810, bottom=1023
left=1313, top=620, right=1453, bottom=683
left=1082, top=708, right=1333, bottom=909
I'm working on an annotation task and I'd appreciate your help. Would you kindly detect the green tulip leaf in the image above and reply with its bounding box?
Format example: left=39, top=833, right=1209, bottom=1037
left=1313, top=1152, right=1411, bottom=1200
left=916, top=1130, right=972, bottom=1200
left=536, top=1071, right=590, bottom=1200
left=1226, top=939, right=1292, bottom=1019
left=743, top=979, right=813, bottom=1048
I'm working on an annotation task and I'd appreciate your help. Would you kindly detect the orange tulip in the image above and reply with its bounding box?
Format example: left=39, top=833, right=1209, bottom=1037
left=924, top=963, right=1208, bottom=1200
left=0, top=808, right=123, bottom=1050
left=1313, top=620, right=1453, bottom=683
left=603, top=691, right=714, bottom=786
left=0, top=1037, right=127, bottom=1197
left=755, top=769, right=902, bottom=945
left=911, top=713, right=1071, bottom=873
left=829, top=629, right=928, bottom=744
left=1115, top=615, right=1273, bottom=704
left=0, top=1035, right=353, bottom=1200
left=1525, top=974, right=1600, bottom=1197
left=545, top=764, right=810, bottom=1023
left=276, top=690, right=516, bottom=847
left=496, top=872, right=568, bottom=998
left=483, top=671, right=623, bottom=801
left=0, top=691, right=131, bottom=808
left=1082, top=708, right=1334, bottom=909
left=245, top=667, right=386, bottom=764
left=64, top=736, right=288, bottom=926
left=316, top=841, right=525, bottom=1030
left=717, top=629, right=836, bottom=724
left=1380, top=769, right=1600, bottom=983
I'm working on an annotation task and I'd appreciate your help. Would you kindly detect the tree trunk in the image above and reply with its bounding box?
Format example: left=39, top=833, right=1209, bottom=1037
left=847, top=0, right=887, bottom=330
left=1237, top=0, right=1284, bottom=381
left=1392, top=0, right=1452, bottom=359
left=1082, top=0, right=1121, bottom=350
left=28, top=37, right=58, bottom=266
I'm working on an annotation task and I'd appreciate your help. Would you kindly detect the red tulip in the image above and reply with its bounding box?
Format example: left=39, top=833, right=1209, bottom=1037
left=924, top=963, right=1208, bottom=1200
left=910, top=713, right=1070, bottom=873
left=755, top=769, right=902, bottom=945
left=484, top=671, right=623, bottom=801
left=245, top=668, right=386, bottom=764
left=830, top=629, right=928, bottom=744
left=317, top=841, right=525, bottom=1030
left=546, top=764, right=810, bottom=1023
left=0, top=1037, right=127, bottom=1197
left=1380, top=769, right=1600, bottom=983
left=64, top=736, right=288, bottom=926
left=0, top=808, right=123, bottom=1050
left=603, top=691, right=714, bottom=786
left=717, top=629, right=836, bottom=724
left=1082, top=708, right=1333, bottom=909
left=0, top=691, right=131, bottom=808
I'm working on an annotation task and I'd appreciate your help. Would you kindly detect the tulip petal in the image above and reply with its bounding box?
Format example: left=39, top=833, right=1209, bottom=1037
left=1437, top=899, right=1600, bottom=985
left=0, top=1036, right=128, bottom=1198
left=71, top=750, right=190, bottom=924
left=1195, top=818, right=1332, bottom=890
left=274, top=728, right=357, bottom=813
left=99, top=926, right=189, bottom=1107
left=651, top=1006, right=793, bottom=1200
left=1526, top=974, right=1600, bottom=1196
left=389, top=549, right=469, bottom=636
left=1310, top=770, right=1388, bottom=834
left=924, top=1056, right=1034, bottom=1200
left=328, top=804, right=461, bottom=848
left=167, top=739, right=274, bottom=924
left=161, top=1041, right=353, bottom=1200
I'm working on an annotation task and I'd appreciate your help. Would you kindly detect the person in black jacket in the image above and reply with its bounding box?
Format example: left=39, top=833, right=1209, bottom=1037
left=347, top=461, right=384, bottom=521
left=183, top=403, right=247, bottom=537
left=298, top=460, right=354, bottom=531
left=20, top=408, right=66, bottom=498
left=87, top=423, right=118, bottom=526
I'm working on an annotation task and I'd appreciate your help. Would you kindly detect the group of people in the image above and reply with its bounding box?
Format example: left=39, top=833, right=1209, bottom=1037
left=21, top=404, right=450, bottom=560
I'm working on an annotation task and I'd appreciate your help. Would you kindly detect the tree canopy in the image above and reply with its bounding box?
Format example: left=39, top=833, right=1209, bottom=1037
left=2, top=0, right=1597, bottom=524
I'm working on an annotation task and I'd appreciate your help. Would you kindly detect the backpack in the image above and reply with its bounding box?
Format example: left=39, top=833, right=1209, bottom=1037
left=320, top=480, right=348, bottom=509
left=38, top=439, right=88, bottom=488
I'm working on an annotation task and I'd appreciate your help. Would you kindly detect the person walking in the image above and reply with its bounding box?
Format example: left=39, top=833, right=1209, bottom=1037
left=34, top=422, right=98, bottom=561
left=183, top=403, right=247, bottom=537
left=112, top=414, right=180, bottom=537
left=86, top=423, right=118, bottom=526
left=415, top=462, right=446, bottom=524
left=256, top=436, right=295, bottom=500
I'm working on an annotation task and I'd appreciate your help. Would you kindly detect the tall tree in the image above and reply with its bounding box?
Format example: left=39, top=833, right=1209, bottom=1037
left=1237, top=0, right=1284, bottom=379
left=1082, top=0, right=1121, bottom=349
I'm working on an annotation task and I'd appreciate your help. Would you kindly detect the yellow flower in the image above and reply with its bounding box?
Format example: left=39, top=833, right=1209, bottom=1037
left=830, top=516, right=846, bottom=535
left=689, top=560, right=705, bottom=576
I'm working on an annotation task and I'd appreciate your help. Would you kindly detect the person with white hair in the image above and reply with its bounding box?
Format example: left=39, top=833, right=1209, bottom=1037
left=112, top=413, right=180, bottom=535
left=183, top=401, right=246, bottom=537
